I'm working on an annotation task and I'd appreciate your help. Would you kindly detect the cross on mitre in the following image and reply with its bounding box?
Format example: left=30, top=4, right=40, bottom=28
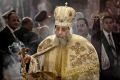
left=65, top=2, right=68, bottom=6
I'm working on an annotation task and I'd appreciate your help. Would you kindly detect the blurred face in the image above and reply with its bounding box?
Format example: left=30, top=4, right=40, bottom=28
left=55, top=25, right=70, bottom=38
left=8, top=13, right=20, bottom=30
left=106, top=1, right=111, bottom=8
left=55, top=25, right=70, bottom=46
left=25, top=20, right=33, bottom=31
left=77, top=19, right=88, bottom=36
left=103, top=18, right=114, bottom=32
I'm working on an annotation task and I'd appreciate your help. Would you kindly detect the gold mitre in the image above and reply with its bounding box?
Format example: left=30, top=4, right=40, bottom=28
left=54, top=3, right=76, bottom=27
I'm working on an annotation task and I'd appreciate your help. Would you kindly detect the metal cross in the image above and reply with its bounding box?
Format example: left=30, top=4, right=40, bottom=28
left=65, top=2, right=68, bottom=6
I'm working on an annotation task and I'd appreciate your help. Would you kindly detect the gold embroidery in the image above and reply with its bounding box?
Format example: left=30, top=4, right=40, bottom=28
left=87, top=44, right=95, bottom=54
left=63, top=64, right=99, bottom=78
left=36, top=58, right=40, bottom=70
left=71, top=57, right=82, bottom=68
left=70, top=51, right=95, bottom=68
left=70, top=55, right=76, bottom=61
left=38, top=39, right=52, bottom=52
left=43, top=53, right=49, bottom=71
left=70, top=42, right=97, bottom=68
left=70, top=42, right=87, bottom=67
left=71, top=42, right=85, bottom=55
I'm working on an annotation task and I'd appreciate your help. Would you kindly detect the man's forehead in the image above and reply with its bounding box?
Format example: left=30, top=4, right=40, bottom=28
left=10, top=13, right=18, bottom=17
left=103, top=16, right=113, bottom=22
left=55, top=25, right=69, bottom=28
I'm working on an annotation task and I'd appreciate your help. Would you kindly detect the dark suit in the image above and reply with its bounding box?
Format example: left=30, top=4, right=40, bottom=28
left=0, top=26, right=16, bottom=54
left=0, top=26, right=17, bottom=79
left=91, top=31, right=120, bottom=80
left=112, top=33, right=120, bottom=55
left=0, top=26, right=24, bottom=79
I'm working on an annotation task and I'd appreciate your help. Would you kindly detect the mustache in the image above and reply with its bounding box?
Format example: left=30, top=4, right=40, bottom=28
left=56, top=36, right=69, bottom=46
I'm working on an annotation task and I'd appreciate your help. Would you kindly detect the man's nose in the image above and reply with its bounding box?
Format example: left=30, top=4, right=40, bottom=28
left=58, top=29, right=62, bottom=34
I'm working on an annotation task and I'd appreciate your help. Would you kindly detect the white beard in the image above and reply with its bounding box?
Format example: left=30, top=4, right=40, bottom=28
left=57, top=37, right=68, bottom=46
left=54, top=31, right=72, bottom=46
left=55, top=34, right=71, bottom=46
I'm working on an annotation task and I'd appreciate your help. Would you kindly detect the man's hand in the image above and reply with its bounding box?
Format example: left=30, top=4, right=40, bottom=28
left=19, top=48, right=31, bottom=63
left=24, top=54, right=31, bottom=63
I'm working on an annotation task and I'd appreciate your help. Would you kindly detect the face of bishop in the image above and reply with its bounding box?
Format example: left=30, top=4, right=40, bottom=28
left=54, top=25, right=71, bottom=46
left=55, top=25, right=70, bottom=39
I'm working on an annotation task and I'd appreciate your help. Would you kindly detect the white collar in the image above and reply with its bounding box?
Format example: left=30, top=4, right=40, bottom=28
left=103, top=29, right=112, bottom=38
left=103, top=29, right=115, bottom=48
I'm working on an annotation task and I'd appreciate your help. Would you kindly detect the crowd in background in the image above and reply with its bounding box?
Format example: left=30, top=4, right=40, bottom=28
left=73, top=0, right=120, bottom=80
left=0, top=0, right=120, bottom=80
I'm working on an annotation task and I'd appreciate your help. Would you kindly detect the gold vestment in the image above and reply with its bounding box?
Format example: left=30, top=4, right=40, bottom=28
left=28, top=34, right=99, bottom=80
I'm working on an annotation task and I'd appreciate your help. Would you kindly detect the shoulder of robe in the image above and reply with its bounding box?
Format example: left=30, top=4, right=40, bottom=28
left=71, top=34, right=97, bottom=55
left=37, top=35, right=55, bottom=52
left=70, top=34, right=99, bottom=68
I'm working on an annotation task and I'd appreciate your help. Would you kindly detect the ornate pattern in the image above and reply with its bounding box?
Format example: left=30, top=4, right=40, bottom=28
left=38, top=39, right=52, bottom=52
left=71, top=42, right=85, bottom=55
left=65, top=64, right=99, bottom=77
left=87, top=44, right=95, bottom=54
left=70, top=42, right=95, bottom=68
left=29, top=35, right=99, bottom=80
